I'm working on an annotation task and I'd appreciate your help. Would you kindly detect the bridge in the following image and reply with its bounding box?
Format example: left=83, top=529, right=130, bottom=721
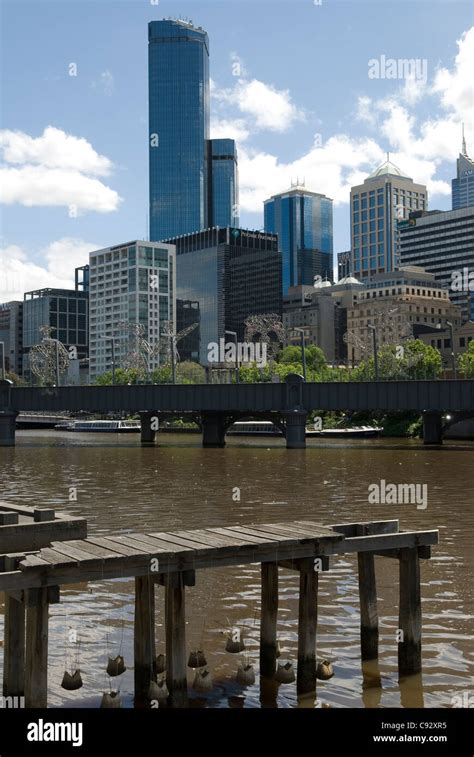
left=1, top=375, right=473, bottom=447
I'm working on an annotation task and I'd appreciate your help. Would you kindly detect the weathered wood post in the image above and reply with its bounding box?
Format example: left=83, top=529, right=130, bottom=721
left=357, top=525, right=379, bottom=660
left=165, top=572, right=189, bottom=707
left=296, top=557, right=318, bottom=695
left=134, top=575, right=156, bottom=699
left=260, top=562, right=278, bottom=677
left=3, top=592, right=25, bottom=697
left=398, top=548, right=422, bottom=676
left=25, top=588, right=50, bottom=708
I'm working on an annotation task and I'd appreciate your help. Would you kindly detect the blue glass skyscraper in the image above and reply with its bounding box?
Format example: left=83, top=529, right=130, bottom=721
left=264, top=185, right=333, bottom=295
left=148, top=19, right=210, bottom=241
left=452, top=130, right=474, bottom=210
left=208, top=139, right=239, bottom=227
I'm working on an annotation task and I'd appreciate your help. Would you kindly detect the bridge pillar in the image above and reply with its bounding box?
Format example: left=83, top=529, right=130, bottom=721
left=282, top=410, right=307, bottom=449
left=140, top=412, right=158, bottom=445
left=422, top=411, right=443, bottom=445
left=0, top=411, right=17, bottom=447
left=201, top=412, right=226, bottom=448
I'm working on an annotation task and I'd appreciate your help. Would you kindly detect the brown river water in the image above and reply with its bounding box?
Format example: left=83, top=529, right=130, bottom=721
left=0, top=431, right=473, bottom=708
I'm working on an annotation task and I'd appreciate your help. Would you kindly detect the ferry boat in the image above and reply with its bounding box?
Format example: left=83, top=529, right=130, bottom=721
left=227, top=421, right=281, bottom=436
left=63, top=420, right=141, bottom=433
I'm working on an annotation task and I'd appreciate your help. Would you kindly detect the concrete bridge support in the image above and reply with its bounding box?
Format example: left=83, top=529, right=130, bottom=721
left=139, top=412, right=158, bottom=446
left=0, top=411, right=17, bottom=447
left=201, top=412, right=227, bottom=448
left=422, top=411, right=443, bottom=445
left=282, top=409, right=307, bottom=449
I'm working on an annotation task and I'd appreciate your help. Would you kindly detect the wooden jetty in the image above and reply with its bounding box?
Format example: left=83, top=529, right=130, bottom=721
left=0, top=501, right=87, bottom=703
left=0, top=517, right=438, bottom=707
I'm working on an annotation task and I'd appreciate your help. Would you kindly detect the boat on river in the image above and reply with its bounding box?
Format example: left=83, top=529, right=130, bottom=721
left=58, top=420, right=141, bottom=433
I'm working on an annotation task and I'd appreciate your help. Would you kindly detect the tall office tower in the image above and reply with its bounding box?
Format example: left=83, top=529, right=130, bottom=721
left=264, top=184, right=333, bottom=295
left=164, top=228, right=282, bottom=364
left=88, top=241, right=176, bottom=380
left=0, top=301, right=23, bottom=375
left=337, top=251, right=351, bottom=280
left=208, top=139, right=239, bottom=227
left=398, top=207, right=474, bottom=322
left=452, top=127, right=474, bottom=210
left=350, top=158, right=427, bottom=278
left=148, top=20, right=238, bottom=241
left=148, top=19, right=210, bottom=241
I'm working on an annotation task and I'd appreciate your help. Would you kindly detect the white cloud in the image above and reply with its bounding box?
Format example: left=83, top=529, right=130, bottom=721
left=0, top=127, right=121, bottom=212
left=0, top=238, right=96, bottom=302
left=91, top=69, right=115, bottom=97
left=210, top=118, right=250, bottom=143
left=213, top=78, right=305, bottom=132
left=432, top=27, right=474, bottom=118
left=0, top=126, right=112, bottom=176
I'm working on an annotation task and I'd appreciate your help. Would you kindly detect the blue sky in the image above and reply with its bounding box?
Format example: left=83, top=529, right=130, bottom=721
left=1, top=0, right=473, bottom=299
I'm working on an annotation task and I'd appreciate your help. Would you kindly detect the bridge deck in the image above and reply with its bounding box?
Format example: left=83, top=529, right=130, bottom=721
left=0, top=519, right=438, bottom=591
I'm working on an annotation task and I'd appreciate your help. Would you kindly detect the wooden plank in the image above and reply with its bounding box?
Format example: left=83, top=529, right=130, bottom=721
left=165, top=573, right=188, bottom=707
left=226, top=525, right=284, bottom=543
left=126, top=533, right=192, bottom=553
left=149, top=531, right=216, bottom=551
left=398, top=548, right=422, bottom=677
left=340, top=530, right=438, bottom=554
left=25, top=587, right=49, bottom=708
left=3, top=592, right=25, bottom=697
left=260, top=562, right=278, bottom=677
left=34, top=548, right=78, bottom=565
left=172, top=529, right=245, bottom=549
left=103, top=535, right=161, bottom=554
left=49, top=541, right=102, bottom=563
left=251, top=522, right=340, bottom=542
left=86, top=536, right=152, bottom=557
left=0, top=518, right=87, bottom=554
left=134, top=576, right=156, bottom=699
left=328, top=520, right=399, bottom=537
left=207, top=526, right=272, bottom=545
left=19, top=554, right=50, bottom=569
left=358, top=552, right=379, bottom=661
left=64, top=539, right=123, bottom=560
left=297, top=558, right=318, bottom=696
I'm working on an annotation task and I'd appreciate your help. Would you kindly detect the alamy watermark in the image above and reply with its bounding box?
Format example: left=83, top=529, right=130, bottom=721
left=368, top=55, right=427, bottom=85
left=368, top=479, right=428, bottom=510
left=451, top=268, right=474, bottom=293
left=207, top=338, right=267, bottom=368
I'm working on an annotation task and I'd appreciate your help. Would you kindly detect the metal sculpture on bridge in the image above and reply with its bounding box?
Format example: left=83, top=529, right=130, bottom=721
left=244, top=313, right=285, bottom=361
left=344, top=305, right=412, bottom=360
left=29, top=326, right=70, bottom=386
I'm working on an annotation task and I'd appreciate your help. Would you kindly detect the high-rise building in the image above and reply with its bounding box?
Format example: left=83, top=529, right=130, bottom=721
left=148, top=20, right=238, bottom=241
left=208, top=139, right=239, bottom=227
left=22, top=288, right=88, bottom=380
left=347, top=267, right=462, bottom=363
left=337, top=251, right=351, bottom=280
left=88, top=240, right=176, bottom=380
left=176, top=299, right=200, bottom=362
left=398, top=207, right=474, bottom=322
left=264, top=185, right=333, bottom=295
left=452, top=128, right=474, bottom=210
left=350, top=158, right=427, bottom=278
left=0, top=301, right=23, bottom=375
left=165, top=227, right=282, bottom=364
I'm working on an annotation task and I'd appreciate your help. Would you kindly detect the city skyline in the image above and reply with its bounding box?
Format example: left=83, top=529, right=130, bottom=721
left=1, top=1, right=473, bottom=301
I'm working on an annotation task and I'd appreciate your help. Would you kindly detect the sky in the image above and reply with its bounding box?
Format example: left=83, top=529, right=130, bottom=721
left=1, top=0, right=473, bottom=300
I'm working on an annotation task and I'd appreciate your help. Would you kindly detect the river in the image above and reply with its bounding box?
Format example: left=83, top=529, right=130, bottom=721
left=0, top=431, right=472, bottom=708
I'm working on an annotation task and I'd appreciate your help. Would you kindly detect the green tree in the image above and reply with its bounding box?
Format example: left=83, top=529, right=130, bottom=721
left=176, top=361, right=206, bottom=384
left=352, top=340, right=442, bottom=381
left=458, top=340, right=474, bottom=378
left=279, top=344, right=326, bottom=371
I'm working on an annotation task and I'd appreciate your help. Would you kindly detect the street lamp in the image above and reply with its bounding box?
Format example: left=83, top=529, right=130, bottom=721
left=446, top=321, right=457, bottom=379
left=294, top=328, right=307, bottom=382
left=367, top=324, right=379, bottom=381
left=225, top=330, right=239, bottom=383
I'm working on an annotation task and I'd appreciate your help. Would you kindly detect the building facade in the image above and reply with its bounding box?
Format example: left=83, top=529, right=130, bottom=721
left=264, top=185, right=333, bottom=295
left=22, top=288, right=89, bottom=380
left=337, top=251, right=351, bottom=280
left=452, top=132, right=474, bottom=210
left=165, top=227, right=282, bottom=364
left=398, top=207, right=474, bottom=322
left=88, top=240, right=176, bottom=380
left=347, top=267, right=462, bottom=363
left=350, top=159, right=427, bottom=278
left=0, top=301, right=23, bottom=375
left=208, top=139, right=239, bottom=228
left=148, top=20, right=238, bottom=241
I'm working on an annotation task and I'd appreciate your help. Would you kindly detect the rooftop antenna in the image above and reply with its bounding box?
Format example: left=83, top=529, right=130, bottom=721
left=462, top=123, right=467, bottom=156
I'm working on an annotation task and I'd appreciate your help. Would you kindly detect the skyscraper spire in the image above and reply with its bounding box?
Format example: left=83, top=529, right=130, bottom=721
left=462, top=123, right=467, bottom=156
